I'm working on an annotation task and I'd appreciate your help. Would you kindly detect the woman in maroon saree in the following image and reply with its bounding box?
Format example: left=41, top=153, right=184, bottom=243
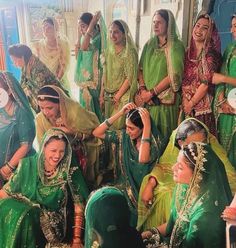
left=181, top=14, right=222, bottom=136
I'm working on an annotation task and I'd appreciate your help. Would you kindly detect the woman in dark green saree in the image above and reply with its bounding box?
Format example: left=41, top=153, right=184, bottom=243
left=0, top=71, right=35, bottom=186
left=0, top=129, right=89, bottom=248
left=142, top=142, right=232, bottom=248
left=93, top=103, right=164, bottom=227
left=85, top=186, right=145, bottom=248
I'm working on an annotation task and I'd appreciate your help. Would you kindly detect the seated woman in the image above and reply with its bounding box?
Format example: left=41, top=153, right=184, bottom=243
left=142, top=142, right=232, bottom=248
left=36, top=85, right=101, bottom=188
left=8, top=44, right=64, bottom=113
left=85, top=186, right=145, bottom=248
left=0, top=128, right=89, bottom=248
left=138, top=118, right=236, bottom=231
left=92, top=103, right=164, bottom=227
left=0, top=71, right=35, bottom=186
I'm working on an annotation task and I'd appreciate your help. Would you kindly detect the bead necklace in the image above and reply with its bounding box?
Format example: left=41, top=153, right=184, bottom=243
left=44, top=167, right=58, bottom=178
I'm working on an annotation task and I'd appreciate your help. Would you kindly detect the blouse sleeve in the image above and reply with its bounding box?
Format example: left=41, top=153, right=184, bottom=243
left=199, top=50, right=222, bottom=85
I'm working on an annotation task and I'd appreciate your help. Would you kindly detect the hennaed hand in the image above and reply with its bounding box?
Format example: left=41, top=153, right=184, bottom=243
left=138, top=107, right=151, bottom=127
left=121, top=102, right=137, bottom=114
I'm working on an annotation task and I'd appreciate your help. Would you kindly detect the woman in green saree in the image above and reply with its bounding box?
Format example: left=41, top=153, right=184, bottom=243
left=93, top=102, right=163, bottom=227
left=0, top=128, right=89, bottom=248
left=8, top=44, right=64, bottom=113
left=142, top=142, right=232, bottom=248
left=36, top=85, right=101, bottom=188
left=137, top=9, right=185, bottom=139
left=138, top=118, right=236, bottom=232
left=214, top=14, right=236, bottom=169
left=74, top=11, right=106, bottom=122
left=0, top=71, right=35, bottom=186
left=85, top=186, right=145, bottom=248
left=101, top=20, right=138, bottom=129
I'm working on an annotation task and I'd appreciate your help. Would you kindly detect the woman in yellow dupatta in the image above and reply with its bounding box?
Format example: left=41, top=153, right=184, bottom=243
left=36, top=85, right=101, bottom=188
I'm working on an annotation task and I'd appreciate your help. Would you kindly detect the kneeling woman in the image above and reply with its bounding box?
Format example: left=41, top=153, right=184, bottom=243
left=0, top=129, right=89, bottom=248
left=92, top=103, right=164, bottom=227
left=142, top=142, right=232, bottom=248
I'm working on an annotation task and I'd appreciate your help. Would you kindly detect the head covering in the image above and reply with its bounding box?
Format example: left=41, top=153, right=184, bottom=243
left=148, top=9, right=184, bottom=92
left=188, top=14, right=221, bottom=63
left=168, top=142, right=232, bottom=247
left=0, top=71, right=34, bottom=119
left=37, top=85, right=100, bottom=136
left=107, top=19, right=137, bottom=58
left=38, top=128, right=71, bottom=186
left=85, top=186, right=144, bottom=248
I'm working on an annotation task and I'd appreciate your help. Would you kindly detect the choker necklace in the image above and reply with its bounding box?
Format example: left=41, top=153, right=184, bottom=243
left=44, top=167, right=58, bottom=177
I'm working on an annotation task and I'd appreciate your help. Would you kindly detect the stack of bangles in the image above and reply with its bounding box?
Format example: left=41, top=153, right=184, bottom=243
left=73, top=210, right=84, bottom=243
left=104, top=119, right=112, bottom=128
left=5, top=162, right=15, bottom=172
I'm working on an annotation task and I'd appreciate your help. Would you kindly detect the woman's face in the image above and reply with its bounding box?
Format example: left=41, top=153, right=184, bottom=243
left=38, top=100, right=60, bottom=122
left=44, top=138, right=66, bottom=169
left=42, top=22, right=56, bottom=39
left=153, top=14, right=168, bottom=38
left=78, top=20, right=89, bottom=35
left=109, top=23, right=125, bottom=46
left=125, top=118, right=142, bottom=140
left=172, top=151, right=193, bottom=184
left=192, top=18, right=209, bottom=43
left=10, top=55, right=25, bottom=68
left=231, top=17, right=236, bottom=40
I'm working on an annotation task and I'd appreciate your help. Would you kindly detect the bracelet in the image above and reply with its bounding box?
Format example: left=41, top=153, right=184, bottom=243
left=153, top=87, right=159, bottom=95
left=150, top=89, right=156, bottom=97
left=104, top=119, right=112, bottom=128
left=141, top=138, right=151, bottom=144
left=6, top=162, right=15, bottom=171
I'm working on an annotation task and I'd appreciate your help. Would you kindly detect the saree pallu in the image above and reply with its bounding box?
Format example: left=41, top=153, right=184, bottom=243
left=75, top=33, right=104, bottom=122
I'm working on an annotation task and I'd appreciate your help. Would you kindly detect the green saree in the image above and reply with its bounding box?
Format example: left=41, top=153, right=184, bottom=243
left=137, top=118, right=236, bottom=231
left=105, top=128, right=162, bottom=227
left=164, top=143, right=232, bottom=248
left=0, top=72, right=35, bottom=167
left=104, top=20, right=138, bottom=129
left=85, top=186, right=145, bottom=248
left=20, top=54, right=63, bottom=113
left=74, top=17, right=106, bottom=122
left=139, top=10, right=185, bottom=138
left=214, top=41, right=236, bottom=169
left=0, top=129, right=89, bottom=248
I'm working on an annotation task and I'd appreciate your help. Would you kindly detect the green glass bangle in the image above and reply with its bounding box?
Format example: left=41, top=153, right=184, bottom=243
left=104, top=119, right=112, bottom=127
left=141, top=138, right=151, bottom=144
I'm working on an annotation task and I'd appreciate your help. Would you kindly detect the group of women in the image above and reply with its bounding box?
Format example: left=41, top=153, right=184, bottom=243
left=0, top=7, right=236, bottom=248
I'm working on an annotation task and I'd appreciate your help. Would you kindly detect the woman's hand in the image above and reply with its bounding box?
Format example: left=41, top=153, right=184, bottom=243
left=141, top=177, right=157, bottom=207
left=140, top=90, right=153, bottom=103
left=221, top=206, right=236, bottom=221
left=0, top=165, right=12, bottom=180
left=183, top=100, right=193, bottom=115
left=113, top=93, right=121, bottom=109
left=141, top=230, right=152, bottom=240
left=212, top=73, right=225, bottom=85
left=138, top=107, right=151, bottom=128
left=121, top=102, right=137, bottom=114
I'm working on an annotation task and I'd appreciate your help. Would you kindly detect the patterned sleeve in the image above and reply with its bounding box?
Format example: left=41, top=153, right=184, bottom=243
left=199, top=50, right=222, bottom=85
